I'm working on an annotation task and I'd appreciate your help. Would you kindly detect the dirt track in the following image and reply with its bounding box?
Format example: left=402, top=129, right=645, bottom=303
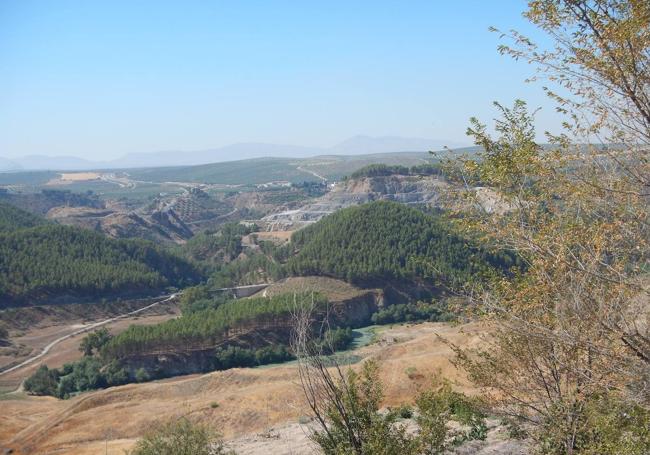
left=0, top=294, right=177, bottom=380
left=0, top=297, right=180, bottom=393
left=1, top=321, right=488, bottom=455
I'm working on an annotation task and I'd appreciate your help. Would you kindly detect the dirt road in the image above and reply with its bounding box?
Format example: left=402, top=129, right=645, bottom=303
left=0, top=293, right=178, bottom=379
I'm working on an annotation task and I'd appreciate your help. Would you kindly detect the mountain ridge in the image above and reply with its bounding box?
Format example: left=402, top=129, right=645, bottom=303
left=0, top=135, right=466, bottom=171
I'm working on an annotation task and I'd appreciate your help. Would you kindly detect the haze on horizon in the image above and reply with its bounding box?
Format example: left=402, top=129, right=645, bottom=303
left=0, top=0, right=558, bottom=161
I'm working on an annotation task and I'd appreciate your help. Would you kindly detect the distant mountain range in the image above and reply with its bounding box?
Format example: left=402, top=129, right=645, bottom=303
left=0, top=136, right=466, bottom=172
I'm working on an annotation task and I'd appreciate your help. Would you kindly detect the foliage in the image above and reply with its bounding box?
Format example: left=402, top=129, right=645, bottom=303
left=310, top=360, right=419, bottom=455
left=350, top=164, right=411, bottom=178
left=128, top=417, right=229, bottom=455
left=79, top=327, right=112, bottom=356
left=103, top=293, right=326, bottom=359
left=179, top=222, right=254, bottom=264
left=319, top=327, right=354, bottom=353
left=214, top=344, right=294, bottom=369
left=371, top=301, right=454, bottom=325
left=416, top=380, right=487, bottom=450
left=209, top=252, right=285, bottom=288
left=286, top=201, right=517, bottom=287
left=0, top=201, right=46, bottom=231
left=24, top=365, right=59, bottom=396
left=178, top=284, right=221, bottom=314
left=0, top=208, right=201, bottom=306
left=135, top=367, right=150, bottom=383
left=536, top=393, right=650, bottom=454
left=304, top=359, right=486, bottom=455
left=25, top=356, right=130, bottom=399
left=349, top=163, right=442, bottom=179
left=446, top=1, right=650, bottom=451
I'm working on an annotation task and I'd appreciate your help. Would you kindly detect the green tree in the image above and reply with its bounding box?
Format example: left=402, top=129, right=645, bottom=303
left=24, top=365, right=58, bottom=396
left=79, top=327, right=112, bottom=356
left=446, top=0, right=650, bottom=452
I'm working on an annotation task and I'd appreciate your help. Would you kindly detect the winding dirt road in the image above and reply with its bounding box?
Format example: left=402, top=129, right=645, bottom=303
left=0, top=293, right=178, bottom=378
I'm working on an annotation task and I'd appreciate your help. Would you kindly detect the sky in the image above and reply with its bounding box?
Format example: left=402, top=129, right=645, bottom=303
left=0, top=0, right=559, bottom=160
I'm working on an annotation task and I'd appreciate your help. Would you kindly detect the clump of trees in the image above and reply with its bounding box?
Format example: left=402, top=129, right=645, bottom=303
left=370, top=300, right=454, bottom=325
left=79, top=327, right=112, bottom=356
left=178, top=222, right=256, bottom=265
left=0, top=201, right=45, bottom=231
left=213, top=344, right=294, bottom=369
left=103, top=292, right=326, bottom=360
left=24, top=328, right=129, bottom=398
left=286, top=201, right=519, bottom=287
left=349, top=163, right=443, bottom=179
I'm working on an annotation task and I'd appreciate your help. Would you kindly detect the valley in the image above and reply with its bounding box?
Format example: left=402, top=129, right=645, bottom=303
left=0, top=156, right=501, bottom=453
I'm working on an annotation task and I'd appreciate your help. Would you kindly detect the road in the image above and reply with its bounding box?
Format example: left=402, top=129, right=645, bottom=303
left=296, top=166, right=327, bottom=182
left=0, top=293, right=178, bottom=377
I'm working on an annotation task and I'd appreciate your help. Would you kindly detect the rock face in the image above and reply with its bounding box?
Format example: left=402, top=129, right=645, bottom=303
left=261, top=175, right=449, bottom=230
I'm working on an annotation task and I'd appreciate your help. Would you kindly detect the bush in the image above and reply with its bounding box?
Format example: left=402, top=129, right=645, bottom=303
left=24, top=365, right=58, bottom=396
left=538, top=394, right=650, bottom=455
left=135, top=367, right=150, bottom=383
left=319, top=327, right=354, bottom=353
left=214, top=346, right=256, bottom=369
left=396, top=404, right=413, bottom=419
left=416, top=380, right=487, bottom=451
left=371, top=301, right=454, bottom=325
left=79, top=327, right=112, bottom=356
left=128, top=417, right=229, bottom=455
left=311, top=360, right=419, bottom=455
left=104, top=360, right=129, bottom=386
left=253, top=345, right=293, bottom=365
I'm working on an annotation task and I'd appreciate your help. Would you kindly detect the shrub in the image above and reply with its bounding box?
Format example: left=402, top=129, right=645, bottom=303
left=538, top=394, right=650, bottom=455
left=135, top=367, right=150, bottom=383
left=253, top=344, right=293, bottom=365
left=24, top=365, right=58, bottom=396
left=214, top=346, right=256, bottom=369
left=310, top=360, right=419, bottom=455
left=104, top=360, right=129, bottom=386
left=79, top=327, right=112, bottom=356
left=396, top=404, right=413, bottom=419
left=128, top=417, right=229, bottom=455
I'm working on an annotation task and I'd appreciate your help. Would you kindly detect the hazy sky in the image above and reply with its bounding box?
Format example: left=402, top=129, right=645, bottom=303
left=0, top=1, right=559, bottom=160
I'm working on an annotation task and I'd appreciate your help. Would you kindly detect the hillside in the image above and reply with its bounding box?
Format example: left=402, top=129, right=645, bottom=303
left=118, top=152, right=439, bottom=185
left=0, top=205, right=200, bottom=307
left=0, top=201, right=46, bottom=231
left=285, top=201, right=517, bottom=287
left=2, top=322, right=491, bottom=455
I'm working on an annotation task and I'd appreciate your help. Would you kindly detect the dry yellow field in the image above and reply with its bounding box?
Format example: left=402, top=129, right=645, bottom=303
left=0, top=321, right=487, bottom=455
left=59, top=172, right=101, bottom=181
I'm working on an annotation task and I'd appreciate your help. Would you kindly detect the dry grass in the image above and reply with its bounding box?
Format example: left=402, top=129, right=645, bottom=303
left=262, top=276, right=372, bottom=301
left=59, top=172, right=101, bottom=181
left=1, top=321, right=486, bottom=455
left=253, top=230, right=294, bottom=243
